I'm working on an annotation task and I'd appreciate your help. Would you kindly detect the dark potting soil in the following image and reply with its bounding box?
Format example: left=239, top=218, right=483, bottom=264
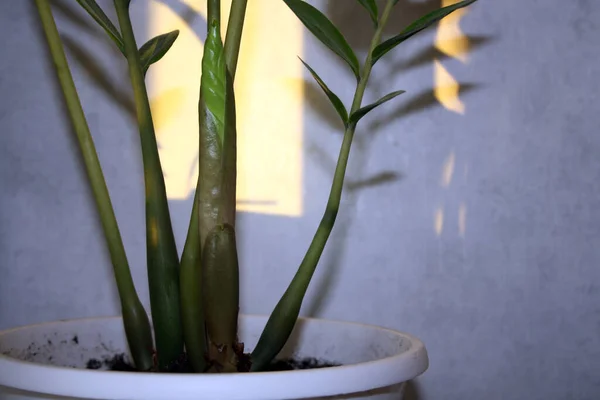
left=86, top=354, right=139, bottom=372
left=86, top=353, right=193, bottom=373
left=85, top=353, right=338, bottom=373
left=14, top=336, right=337, bottom=373
left=262, top=357, right=339, bottom=371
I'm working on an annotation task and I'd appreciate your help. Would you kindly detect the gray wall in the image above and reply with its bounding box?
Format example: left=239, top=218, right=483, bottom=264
left=1, top=0, right=599, bottom=399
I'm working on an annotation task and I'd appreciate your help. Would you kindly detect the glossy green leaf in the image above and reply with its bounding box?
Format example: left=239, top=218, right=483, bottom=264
left=372, top=0, right=478, bottom=65
left=284, top=0, right=360, bottom=80
left=349, top=90, right=405, bottom=124
left=75, top=0, right=124, bottom=54
left=197, top=19, right=228, bottom=249
left=139, top=30, right=179, bottom=75
left=201, top=20, right=227, bottom=144
left=299, top=57, right=348, bottom=125
left=357, top=0, right=378, bottom=27
left=180, top=16, right=229, bottom=374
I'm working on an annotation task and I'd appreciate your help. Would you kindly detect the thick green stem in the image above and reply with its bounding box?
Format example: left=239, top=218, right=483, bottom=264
left=34, top=0, right=153, bottom=371
left=202, top=224, right=240, bottom=372
left=200, top=0, right=241, bottom=373
left=179, top=187, right=206, bottom=372
left=208, top=0, right=220, bottom=23
left=250, top=0, right=397, bottom=371
left=180, top=0, right=247, bottom=372
left=113, top=0, right=183, bottom=371
left=180, top=0, right=223, bottom=373
left=224, top=0, right=248, bottom=79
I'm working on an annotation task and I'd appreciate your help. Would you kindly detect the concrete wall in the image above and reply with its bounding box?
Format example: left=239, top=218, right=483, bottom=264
left=1, top=0, right=599, bottom=399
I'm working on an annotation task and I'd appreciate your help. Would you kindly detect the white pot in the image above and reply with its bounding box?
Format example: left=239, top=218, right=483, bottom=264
left=0, top=315, right=428, bottom=400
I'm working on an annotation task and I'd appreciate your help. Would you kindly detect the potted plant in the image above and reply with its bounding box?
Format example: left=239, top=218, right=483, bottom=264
left=0, top=0, right=479, bottom=399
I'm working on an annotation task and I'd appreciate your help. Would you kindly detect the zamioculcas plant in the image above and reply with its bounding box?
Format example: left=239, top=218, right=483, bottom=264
left=33, top=0, right=479, bottom=373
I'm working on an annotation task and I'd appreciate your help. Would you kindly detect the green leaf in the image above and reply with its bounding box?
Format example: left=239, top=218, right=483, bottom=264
left=299, top=57, right=348, bottom=125
left=349, top=90, right=405, bottom=124
left=139, top=30, right=179, bottom=75
left=357, top=0, right=378, bottom=27
left=75, top=0, right=125, bottom=54
left=196, top=17, right=237, bottom=259
left=201, top=21, right=227, bottom=144
left=284, top=0, right=360, bottom=80
left=372, top=0, right=478, bottom=65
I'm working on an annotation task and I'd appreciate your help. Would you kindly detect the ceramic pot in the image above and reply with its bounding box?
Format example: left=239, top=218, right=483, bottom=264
left=0, top=315, right=428, bottom=400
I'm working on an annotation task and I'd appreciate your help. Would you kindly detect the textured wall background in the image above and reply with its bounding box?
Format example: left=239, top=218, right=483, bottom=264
left=1, top=0, right=600, bottom=399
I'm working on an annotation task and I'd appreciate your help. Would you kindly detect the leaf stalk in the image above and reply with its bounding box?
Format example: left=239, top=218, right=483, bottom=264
left=113, top=0, right=183, bottom=371
left=34, top=0, right=153, bottom=371
left=250, top=0, right=397, bottom=371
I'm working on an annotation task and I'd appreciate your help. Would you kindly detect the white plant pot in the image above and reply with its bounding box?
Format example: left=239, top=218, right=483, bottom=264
left=0, top=315, right=428, bottom=400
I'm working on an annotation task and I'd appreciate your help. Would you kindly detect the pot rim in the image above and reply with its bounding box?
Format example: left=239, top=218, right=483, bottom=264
left=0, top=315, right=429, bottom=400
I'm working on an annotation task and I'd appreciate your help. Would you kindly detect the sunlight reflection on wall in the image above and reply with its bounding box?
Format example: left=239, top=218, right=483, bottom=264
left=434, top=0, right=471, bottom=237
left=147, top=0, right=303, bottom=217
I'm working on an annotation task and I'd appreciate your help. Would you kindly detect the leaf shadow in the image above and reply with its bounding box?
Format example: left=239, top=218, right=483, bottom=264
left=304, top=80, right=346, bottom=131
left=50, top=0, right=135, bottom=119
left=49, top=0, right=103, bottom=37
left=367, top=82, right=480, bottom=132
left=390, top=35, right=493, bottom=74
left=62, top=36, right=136, bottom=119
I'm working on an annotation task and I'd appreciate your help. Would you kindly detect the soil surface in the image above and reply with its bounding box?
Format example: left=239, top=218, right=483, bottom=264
left=85, top=353, right=338, bottom=373
left=263, top=357, right=339, bottom=371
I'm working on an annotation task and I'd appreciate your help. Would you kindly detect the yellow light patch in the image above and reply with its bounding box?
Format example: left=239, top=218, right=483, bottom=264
left=434, top=207, right=444, bottom=236
left=440, top=150, right=455, bottom=188
left=433, top=0, right=472, bottom=115
left=458, top=202, right=467, bottom=238
left=148, top=0, right=304, bottom=217
left=436, top=0, right=471, bottom=63
left=434, top=60, right=465, bottom=115
left=150, top=87, right=187, bottom=135
left=149, top=218, right=159, bottom=247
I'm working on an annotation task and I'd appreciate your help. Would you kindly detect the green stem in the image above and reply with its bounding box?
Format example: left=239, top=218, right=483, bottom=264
left=200, top=0, right=241, bottom=372
left=208, top=0, right=220, bottom=23
left=250, top=0, right=396, bottom=372
left=223, top=0, right=248, bottom=79
left=202, top=224, right=240, bottom=372
left=180, top=0, right=248, bottom=372
left=34, top=0, right=153, bottom=371
left=179, top=0, right=223, bottom=374
left=179, top=187, right=206, bottom=372
left=113, top=0, right=183, bottom=371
